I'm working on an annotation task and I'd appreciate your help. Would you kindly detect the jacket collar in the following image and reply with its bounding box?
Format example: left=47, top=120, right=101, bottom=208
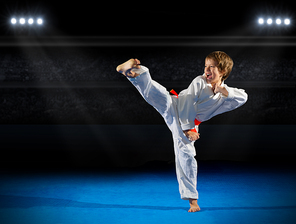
left=203, top=74, right=225, bottom=87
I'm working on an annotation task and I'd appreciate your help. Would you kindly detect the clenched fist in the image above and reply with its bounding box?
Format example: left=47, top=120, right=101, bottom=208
left=183, top=130, right=200, bottom=141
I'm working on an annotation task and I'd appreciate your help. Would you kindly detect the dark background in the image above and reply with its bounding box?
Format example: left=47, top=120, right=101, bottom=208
left=0, top=0, right=295, bottom=37
left=0, top=1, right=295, bottom=169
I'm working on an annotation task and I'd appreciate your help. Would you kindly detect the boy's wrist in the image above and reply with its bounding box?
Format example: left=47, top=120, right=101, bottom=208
left=220, top=86, right=229, bottom=97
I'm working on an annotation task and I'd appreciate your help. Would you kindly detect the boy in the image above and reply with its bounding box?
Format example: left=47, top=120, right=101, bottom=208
left=116, top=51, right=248, bottom=212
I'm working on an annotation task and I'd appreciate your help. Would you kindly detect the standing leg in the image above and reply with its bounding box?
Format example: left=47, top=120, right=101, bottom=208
left=173, top=138, right=198, bottom=200
left=173, top=136, right=200, bottom=212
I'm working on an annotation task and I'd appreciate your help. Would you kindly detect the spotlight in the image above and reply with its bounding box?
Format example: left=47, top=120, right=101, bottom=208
left=267, top=18, right=272, bottom=25
left=258, top=18, right=264, bottom=24
left=19, top=18, right=26, bottom=25
left=284, top=18, right=290, bottom=25
left=28, top=18, right=34, bottom=25
left=37, top=18, right=43, bottom=25
left=276, top=18, right=281, bottom=25
left=11, top=18, right=17, bottom=25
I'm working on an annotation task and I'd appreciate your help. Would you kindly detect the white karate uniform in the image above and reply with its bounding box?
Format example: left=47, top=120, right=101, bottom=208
left=128, top=65, right=248, bottom=200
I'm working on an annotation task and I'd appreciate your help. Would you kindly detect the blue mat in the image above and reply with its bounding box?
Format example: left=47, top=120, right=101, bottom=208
left=0, top=162, right=296, bottom=224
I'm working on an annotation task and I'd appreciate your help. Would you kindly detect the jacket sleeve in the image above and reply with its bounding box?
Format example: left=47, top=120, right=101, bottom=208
left=213, top=85, right=248, bottom=116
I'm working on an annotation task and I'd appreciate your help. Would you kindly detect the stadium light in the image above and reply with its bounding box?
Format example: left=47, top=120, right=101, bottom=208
left=19, top=18, right=26, bottom=25
left=284, top=18, right=290, bottom=25
left=258, top=18, right=264, bottom=25
left=11, top=18, right=17, bottom=25
left=276, top=18, right=281, bottom=25
left=257, top=17, right=291, bottom=26
left=267, top=18, right=272, bottom=25
left=10, top=17, right=44, bottom=26
left=37, top=18, right=43, bottom=25
left=28, top=18, right=34, bottom=25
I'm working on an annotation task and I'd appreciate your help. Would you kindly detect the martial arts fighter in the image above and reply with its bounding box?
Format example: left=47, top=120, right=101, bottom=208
left=116, top=51, right=248, bottom=212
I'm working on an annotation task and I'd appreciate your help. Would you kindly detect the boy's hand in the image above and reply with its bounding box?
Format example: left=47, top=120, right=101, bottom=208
left=183, top=130, right=200, bottom=141
left=213, top=83, right=229, bottom=97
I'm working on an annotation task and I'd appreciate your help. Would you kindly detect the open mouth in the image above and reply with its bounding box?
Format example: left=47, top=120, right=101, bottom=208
left=206, top=73, right=212, bottom=79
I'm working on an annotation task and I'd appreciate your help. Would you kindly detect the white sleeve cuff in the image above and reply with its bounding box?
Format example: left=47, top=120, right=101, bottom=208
left=224, top=85, right=235, bottom=100
left=131, top=65, right=149, bottom=75
left=181, top=122, right=195, bottom=131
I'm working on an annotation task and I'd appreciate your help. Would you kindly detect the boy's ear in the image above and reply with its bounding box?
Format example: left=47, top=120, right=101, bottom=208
left=219, top=69, right=226, bottom=77
left=219, top=70, right=227, bottom=81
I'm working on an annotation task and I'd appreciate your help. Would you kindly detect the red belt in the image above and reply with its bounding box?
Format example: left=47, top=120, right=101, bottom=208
left=170, top=89, right=201, bottom=132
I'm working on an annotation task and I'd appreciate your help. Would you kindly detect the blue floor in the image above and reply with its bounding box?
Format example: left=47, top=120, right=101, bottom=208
left=0, top=162, right=296, bottom=224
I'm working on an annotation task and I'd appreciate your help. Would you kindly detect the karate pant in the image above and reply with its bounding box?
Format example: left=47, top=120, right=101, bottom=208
left=128, top=70, right=198, bottom=200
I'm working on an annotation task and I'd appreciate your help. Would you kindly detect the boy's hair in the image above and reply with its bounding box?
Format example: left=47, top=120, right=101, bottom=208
left=206, top=51, right=233, bottom=81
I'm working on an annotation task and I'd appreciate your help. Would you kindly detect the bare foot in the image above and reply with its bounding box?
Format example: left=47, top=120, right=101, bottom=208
left=116, top=58, right=141, bottom=78
left=188, top=199, right=200, bottom=212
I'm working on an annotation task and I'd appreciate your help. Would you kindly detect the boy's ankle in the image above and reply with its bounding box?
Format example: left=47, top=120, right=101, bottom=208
left=116, top=59, right=140, bottom=78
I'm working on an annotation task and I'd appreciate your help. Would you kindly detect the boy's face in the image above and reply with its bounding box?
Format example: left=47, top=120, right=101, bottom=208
left=204, top=58, right=224, bottom=85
